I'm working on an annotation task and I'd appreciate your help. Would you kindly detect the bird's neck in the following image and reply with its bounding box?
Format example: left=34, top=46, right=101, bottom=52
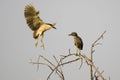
left=73, top=36, right=78, bottom=39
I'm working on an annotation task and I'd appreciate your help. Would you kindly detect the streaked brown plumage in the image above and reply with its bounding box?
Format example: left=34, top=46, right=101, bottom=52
left=24, top=4, right=56, bottom=48
left=69, top=32, right=83, bottom=55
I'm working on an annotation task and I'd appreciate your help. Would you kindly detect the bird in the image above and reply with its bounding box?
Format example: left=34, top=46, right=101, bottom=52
left=69, top=32, right=83, bottom=55
left=24, top=4, right=56, bottom=49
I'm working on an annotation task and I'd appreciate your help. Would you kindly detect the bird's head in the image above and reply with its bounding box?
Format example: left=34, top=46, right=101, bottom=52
left=47, top=23, right=56, bottom=29
left=69, top=32, right=78, bottom=37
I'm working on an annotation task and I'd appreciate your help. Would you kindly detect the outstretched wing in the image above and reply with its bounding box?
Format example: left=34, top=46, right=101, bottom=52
left=24, top=4, right=44, bottom=31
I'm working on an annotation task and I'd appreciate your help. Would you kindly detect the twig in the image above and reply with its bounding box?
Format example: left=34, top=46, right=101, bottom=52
left=30, top=31, right=107, bottom=80
left=60, top=58, right=80, bottom=66
left=37, top=55, right=40, bottom=71
left=38, top=55, right=55, bottom=67
left=79, top=59, right=83, bottom=69
left=30, top=55, right=64, bottom=80
left=92, top=31, right=106, bottom=48
left=53, top=56, right=65, bottom=80
left=30, top=60, right=53, bottom=71
left=60, top=50, right=105, bottom=80
left=47, top=57, right=80, bottom=80
left=90, top=31, right=106, bottom=80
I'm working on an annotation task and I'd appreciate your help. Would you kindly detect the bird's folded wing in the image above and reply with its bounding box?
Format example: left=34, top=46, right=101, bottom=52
left=24, top=4, right=44, bottom=31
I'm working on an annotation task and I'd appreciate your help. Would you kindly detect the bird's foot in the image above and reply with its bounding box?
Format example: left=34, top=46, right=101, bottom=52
left=76, top=52, right=81, bottom=56
left=76, top=53, right=78, bottom=56
left=35, top=39, right=38, bottom=47
left=35, top=42, right=38, bottom=47
left=41, top=43, right=45, bottom=50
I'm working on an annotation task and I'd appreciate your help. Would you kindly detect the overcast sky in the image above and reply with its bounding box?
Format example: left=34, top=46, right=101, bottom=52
left=0, top=0, right=120, bottom=80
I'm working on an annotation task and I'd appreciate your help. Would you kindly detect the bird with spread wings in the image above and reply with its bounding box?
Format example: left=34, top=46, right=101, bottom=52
left=24, top=4, right=56, bottom=49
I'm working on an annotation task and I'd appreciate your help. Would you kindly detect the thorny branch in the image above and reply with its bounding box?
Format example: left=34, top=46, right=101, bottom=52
left=30, top=31, right=108, bottom=80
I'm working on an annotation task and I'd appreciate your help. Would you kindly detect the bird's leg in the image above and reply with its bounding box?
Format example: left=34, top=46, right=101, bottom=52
left=76, top=48, right=78, bottom=56
left=35, top=38, right=38, bottom=47
left=76, top=48, right=81, bottom=56
left=79, top=49, right=81, bottom=55
left=40, top=34, right=45, bottom=49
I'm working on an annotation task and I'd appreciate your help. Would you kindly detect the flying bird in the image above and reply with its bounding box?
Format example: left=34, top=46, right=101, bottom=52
left=69, top=32, right=83, bottom=55
left=24, top=4, right=56, bottom=49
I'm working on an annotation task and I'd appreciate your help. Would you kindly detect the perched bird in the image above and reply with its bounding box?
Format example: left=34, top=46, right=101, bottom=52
left=69, top=32, right=83, bottom=55
left=24, top=4, right=56, bottom=49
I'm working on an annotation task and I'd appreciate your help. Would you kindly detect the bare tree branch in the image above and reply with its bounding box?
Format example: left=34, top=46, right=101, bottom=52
left=30, top=55, right=64, bottom=80
left=92, top=31, right=106, bottom=48
left=53, top=56, right=64, bottom=80
left=79, top=59, right=83, bottom=69
left=90, top=31, right=106, bottom=80
left=29, top=31, right=108, bottom=80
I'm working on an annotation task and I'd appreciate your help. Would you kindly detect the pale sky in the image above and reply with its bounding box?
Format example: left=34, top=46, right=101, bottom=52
left=0, top=0, right=120, bottom=80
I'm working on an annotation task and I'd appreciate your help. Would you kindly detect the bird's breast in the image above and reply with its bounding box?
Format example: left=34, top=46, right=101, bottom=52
left=36, top=24, right=52, bottom=36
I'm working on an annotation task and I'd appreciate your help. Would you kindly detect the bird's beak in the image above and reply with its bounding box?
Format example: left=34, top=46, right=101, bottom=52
left=52, top=23, right=56, bottom=29
left=68, top=34, right=72, bottom=36
left=53, top=26, right=56, bottom=29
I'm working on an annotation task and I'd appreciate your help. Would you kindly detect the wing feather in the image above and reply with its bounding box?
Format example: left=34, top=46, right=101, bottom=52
left=24, top=4, right=44, bottom=31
